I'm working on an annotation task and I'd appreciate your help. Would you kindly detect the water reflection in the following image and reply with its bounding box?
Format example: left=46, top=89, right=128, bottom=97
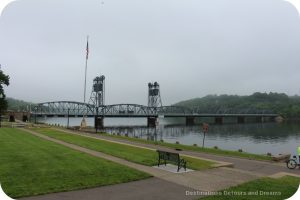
left=103, top=123, right=300, bottom=155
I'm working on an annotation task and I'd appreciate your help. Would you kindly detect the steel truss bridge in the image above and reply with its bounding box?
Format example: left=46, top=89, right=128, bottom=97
left=34, top=101, right=193, bottom=117
left=33, top=101, right=279, bottom=119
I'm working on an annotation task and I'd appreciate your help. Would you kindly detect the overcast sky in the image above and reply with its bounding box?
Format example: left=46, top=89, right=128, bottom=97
left=0, top=0, right=300, bottom=105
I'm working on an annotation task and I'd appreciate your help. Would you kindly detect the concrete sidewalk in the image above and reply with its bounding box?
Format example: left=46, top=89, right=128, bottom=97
left=20, top=178, right=194, bottom=200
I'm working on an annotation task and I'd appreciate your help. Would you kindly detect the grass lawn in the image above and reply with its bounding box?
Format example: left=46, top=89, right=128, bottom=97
left=0, top=128, right=151, bottom=198
left=31, top=128, right=215, bottom=170
left=201, top=176, right=300, bottom=200
left=95, top=132, right=272, bottom=161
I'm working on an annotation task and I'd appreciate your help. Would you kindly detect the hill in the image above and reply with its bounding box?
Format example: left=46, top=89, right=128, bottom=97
left=174, top=92, right=300, bottom=118
left=6, top=97, right=35, bottom=112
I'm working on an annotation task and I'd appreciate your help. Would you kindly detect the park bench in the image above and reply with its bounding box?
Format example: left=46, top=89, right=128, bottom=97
left=157, top=150, right=187, bottom=172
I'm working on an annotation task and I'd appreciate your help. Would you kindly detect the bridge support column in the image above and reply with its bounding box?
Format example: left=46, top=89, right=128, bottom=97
left=270, top=116, right=276, bottom=122
left=9, top=115, right=15, bottom=122
left=215, top=117, right=223, bottom=124
left=22, top=112, right=30, bottom=122
left=237, top=116, right=245, bottom=124
left=22, top=115, right=28, bottom=122
left=95, top=116, right=104, bottom=131
left=186, top=117, right=195, bottom=126
left=256, top=116, right=264, bottom=123
left=147, top=117, right=157, bottom=127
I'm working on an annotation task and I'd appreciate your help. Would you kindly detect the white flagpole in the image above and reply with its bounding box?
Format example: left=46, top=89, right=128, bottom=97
left=84, top=35, right=89, bottom=104
left=81, top=35, right=89, bottom=129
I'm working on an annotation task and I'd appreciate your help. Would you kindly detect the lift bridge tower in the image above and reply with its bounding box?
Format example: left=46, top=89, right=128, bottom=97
left=89, top=75, right=105, bottom=131
left=147, top=82, right=162, bottom=127
left=89, top=76, right=105, bottom=107
left=148, top=82, right=162, bottom=107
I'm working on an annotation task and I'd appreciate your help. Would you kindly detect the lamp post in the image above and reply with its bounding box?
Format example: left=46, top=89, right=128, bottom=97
left=34, top=107, right=37, bottom=124
left=202, top=123, right=209, bottom=148
left=95, top=107, right=99, bottom=133
left=67, top=108, right=70, bottom=128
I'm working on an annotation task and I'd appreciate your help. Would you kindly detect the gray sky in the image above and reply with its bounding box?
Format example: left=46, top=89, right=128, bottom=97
left=1, top=0, right=300, bottom=105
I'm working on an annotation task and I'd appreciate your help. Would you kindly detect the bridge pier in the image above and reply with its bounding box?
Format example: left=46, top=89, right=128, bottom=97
left=256, top=117, right=261, bottom=123
left=215, top=117, right=223, bottom=124
left=22, top=115, right=28, bottom=122
left=9, top=115, right=15, bottom=122
left=256, top=116, right=264, bottom=123
left=270, top=116, right=276, bottom=122
left=22, top=112, right=30, bottom=122
left=147, top=117, right=157, bottom=127
left=6, top=111, right=31, bottom=122
left=186, top=117, right=195, bottom=126
left=95, top=116, right=104, bottom=130
left=237, top=116, right=245, bottom=124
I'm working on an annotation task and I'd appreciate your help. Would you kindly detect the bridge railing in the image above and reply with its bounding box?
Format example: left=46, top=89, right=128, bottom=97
left=99, top=104, right=151, bottom=116
left=157, top=106, right=193, bottom=115
left=33, top=102, right=196, bottom=116
left=34, top=101, right=96, bottom=116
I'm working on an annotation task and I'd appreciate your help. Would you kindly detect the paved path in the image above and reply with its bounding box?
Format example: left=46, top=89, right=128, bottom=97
left=21, top=178, right=194, bottom=200
left=19, top=128, right=299, bottom=200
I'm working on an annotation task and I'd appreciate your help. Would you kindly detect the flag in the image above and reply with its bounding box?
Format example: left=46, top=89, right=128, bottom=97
left=86, top=39, right=89, bottom=60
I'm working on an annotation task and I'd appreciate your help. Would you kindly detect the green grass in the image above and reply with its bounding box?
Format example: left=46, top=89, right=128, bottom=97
left=31, top=128, right=215, bottom=170
left=96, top=132, right=272, bottom=161
left=0, top=128, right=151, bottom=198
left=201, top=176, right=300, bottom=200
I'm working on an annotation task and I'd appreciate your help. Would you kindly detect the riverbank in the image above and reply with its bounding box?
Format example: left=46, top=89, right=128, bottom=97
left=1, top=125, right=299, bottom=200
left=30, top=127, right=216, bottom=170
left=0, top=121, right=289, bottom=161
left=22, top=127, right=300, bottom=198
left=30, top=117, right=300, bottom=155
left=99, top=132, right=273, bottom=161
left=23, top=125, right=300, bottom=175
left=66, top=126, right=273, bottom=161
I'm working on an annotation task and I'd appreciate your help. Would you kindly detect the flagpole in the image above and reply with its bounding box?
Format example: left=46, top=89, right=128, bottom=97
left=81, top=35, right=89, bottom=129
left=84, top=35, right=89, bottom=104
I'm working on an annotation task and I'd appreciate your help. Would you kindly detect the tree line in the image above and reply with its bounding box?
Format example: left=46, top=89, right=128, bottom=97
left=6, top=92, right=300, bottom=118
left=0, top=69, right=10, bottom=111
left=6, top=97, right=34, bottom=112
left=174, top=92, right=300, bottom=118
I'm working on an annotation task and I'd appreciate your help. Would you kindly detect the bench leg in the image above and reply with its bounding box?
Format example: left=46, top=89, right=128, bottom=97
left=158, top=158, right=160, bottom=167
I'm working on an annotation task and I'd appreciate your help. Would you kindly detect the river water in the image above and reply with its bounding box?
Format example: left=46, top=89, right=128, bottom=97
left=38, top=117, right=300, bottom=155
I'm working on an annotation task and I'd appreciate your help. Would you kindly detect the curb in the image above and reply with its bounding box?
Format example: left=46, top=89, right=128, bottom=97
left=268, top=172, right=300, bottom=179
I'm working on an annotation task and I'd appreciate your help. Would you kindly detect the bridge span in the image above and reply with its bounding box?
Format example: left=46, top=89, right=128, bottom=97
left=28, top=78, right=280, bottom=128
left=33, top=101, right=280, bottom=127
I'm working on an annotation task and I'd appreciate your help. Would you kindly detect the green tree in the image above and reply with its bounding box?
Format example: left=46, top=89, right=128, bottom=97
left=0, top=69, right=10, bottom=111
